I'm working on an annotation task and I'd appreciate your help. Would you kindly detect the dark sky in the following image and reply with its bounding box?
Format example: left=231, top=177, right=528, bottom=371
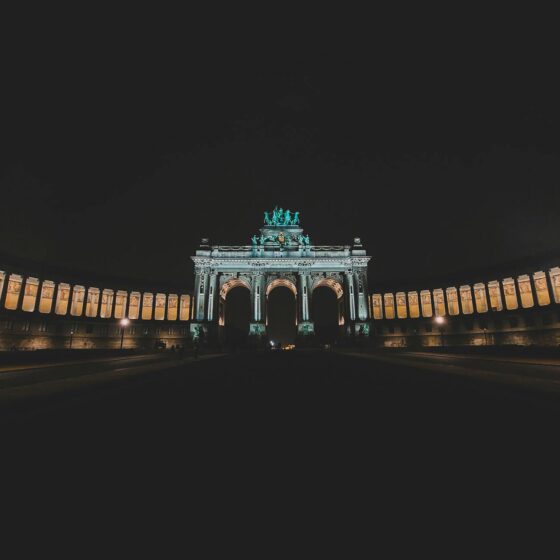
left=2, top=19, right=559, bottom=290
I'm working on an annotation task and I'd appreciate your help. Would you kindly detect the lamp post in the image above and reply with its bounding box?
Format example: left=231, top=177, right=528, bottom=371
left=69, top=329, right=74, bottom=350
left=120, top=318, right=130, bottom=350
left=434, top=315, right=445, bottom=347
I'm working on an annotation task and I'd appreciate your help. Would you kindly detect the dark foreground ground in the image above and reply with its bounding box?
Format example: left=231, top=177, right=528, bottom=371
left=2, top=349, right=560, bottom=550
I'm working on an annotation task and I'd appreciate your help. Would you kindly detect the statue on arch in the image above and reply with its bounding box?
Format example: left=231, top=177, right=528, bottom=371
left=272, top=208, right=278, bottom=225
left=292, top=211, right=300, bottom=225
left=251, top=235, right=258, bottom=246
left=264, top=211, right=271, bottom=225
left=285, top=209, right=291, bottom=224
left=278, top=207, right=284, bottom=225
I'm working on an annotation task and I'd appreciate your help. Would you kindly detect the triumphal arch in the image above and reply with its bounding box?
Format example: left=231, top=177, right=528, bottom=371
left=190, top=208, right=371, bottom=339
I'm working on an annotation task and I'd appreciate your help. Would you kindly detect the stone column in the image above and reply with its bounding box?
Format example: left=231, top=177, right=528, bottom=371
left=345, top=272, right=356, bottom=322
left=194, top=268, right=209, bottom=321
left=206, top=272, right=218, bottom=321
left=299, top=273, right=310, bottom=322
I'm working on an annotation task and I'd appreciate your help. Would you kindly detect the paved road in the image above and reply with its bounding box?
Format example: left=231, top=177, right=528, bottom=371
left=3, top=348, right=559, bottom=533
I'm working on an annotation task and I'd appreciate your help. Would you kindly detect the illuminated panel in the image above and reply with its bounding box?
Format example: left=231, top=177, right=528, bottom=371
left=114, top=290, right=128, bottom=319
left=533, top=271, right=550, bottom=306
left=433, top=289, right=446, bottom=317
left=446, top=287, right=460, bottom=315
left=396, top=292, right=407, bottom=319
left=167, top=294, right=178, bottom=321
left=487, top=281, right=503, bottom=311
left=407, top=291, right=420, bottom=318
left=502, top=278, right=518, bottom=310
left=142, top=292, right=153, bottom=320
left=549, top=267, right=560, bottom=304
left=4, top=274, right=23, bottom=310
left=517, top=275, right=534, bottom=308
left=70, top=285, right=85, bottom=316
left=155, top=293, right=166, bottom=320
left=179, top=294, right=191, bottom=321
left=99, top=289, right=114, bottom=318
left=371, top=294, right=383, bottom=320
left=473, top=283, right=488, bottom=313
left=39, top=281, right=55, bottom=314
left=459, top=285, right=474, bottom=315
left=0, top=270, right=5, bottom=301
left=128, top=291, right=141, bottom=320
left=420, top=290, right=433, bottom=318
left=85, top=288, right=100, bottom=317
left=55, top=283, right=70, bottom=315
left=22, top=277, right=39, bottom=312
left=383, top=293, right=395, bottom=319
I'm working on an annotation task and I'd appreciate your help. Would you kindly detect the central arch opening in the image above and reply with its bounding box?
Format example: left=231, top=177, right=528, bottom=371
left=267, top=285, right=297, bottom=345
left=221, top=280, right=251, bottom=348
left=312, top=286, right=340, bottom=344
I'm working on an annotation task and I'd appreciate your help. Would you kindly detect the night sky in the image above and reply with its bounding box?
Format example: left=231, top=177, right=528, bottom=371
left=2, top=21, right=559, bottom=290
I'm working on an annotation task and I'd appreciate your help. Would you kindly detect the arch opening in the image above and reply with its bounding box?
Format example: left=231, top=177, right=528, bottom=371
left=311, top=286, right=340, bottom=344
left=267, top=285, right=297, bottom=345
left=222, top=285, right=251, bottom=347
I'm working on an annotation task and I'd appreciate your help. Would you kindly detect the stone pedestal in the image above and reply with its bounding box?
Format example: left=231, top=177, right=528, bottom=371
left=297, top=321, right=315, bottom=336
left=249, top=323, right=266, bottom=337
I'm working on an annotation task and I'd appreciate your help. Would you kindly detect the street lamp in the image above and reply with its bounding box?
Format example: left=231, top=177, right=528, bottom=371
left=434, top=315, right=445, bottom=347
left=69, top=329, right=74, bottom=350
left=120, top=318, right=130, bottom=350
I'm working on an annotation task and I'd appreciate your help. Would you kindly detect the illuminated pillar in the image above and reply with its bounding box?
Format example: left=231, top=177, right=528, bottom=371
left=420, top=290, right=433, bottom=318
left=252, top=274, right=264, bottom=322
left=155, top=293, right=166, bottom=320
left=487, top=281, right=503, bottom=311
left=383, top=293, right=395, bottom=319
left=396, top=292, right=407, bottom=319
left=517, top=275, right=534, bottom=308
left=194, top=268, right=208, bottom=321
left=0, top=271, right=5, bottom=307
left=206, top=274, right=218, bottom=321
left=299, top=273, right=310, bottom=322
left=502, top=278, right=518, bottom=310
left=371, top=294, right=383, bottom=320
left=141, top=292, right=153, bottom=320
left=345, top=272, right=356, bottom=321
left=446, top=287, right=460, bottom=315
left=128, top=291, right=140, bottom=319
left=407, top=291, right=420, bottom=319
left=179, top=294, right=191, bottom=321
left=4, top=274, right=23, bottom=310
left=100, top=289, right=115, bottom=318
left=459, top=285, right=474, bottom=315
left=39, top=281, right=55, bottom=314
left=86, top=287, right=100, bottom=317
left=354, top=272, right=369, bottom=321
left=473, top=283, right=488, bottom=313
left=114, top=290, right=128, bottom=319
left=533, top=271, right=551, bottom=306
left=55, top=283, right=71, bottom=315
left=70, top=285, right=85, bottom=316
left=22, top=277, right=40, bottom=312
left=433, top=289, right=446, bottom=317
left=167, top=294, right=178, bottom=321
left=548, top=267, right=560, bottom=303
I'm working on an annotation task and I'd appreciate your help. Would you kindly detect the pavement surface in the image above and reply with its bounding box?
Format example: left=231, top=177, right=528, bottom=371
left=3, top=347, right=560, bottom=539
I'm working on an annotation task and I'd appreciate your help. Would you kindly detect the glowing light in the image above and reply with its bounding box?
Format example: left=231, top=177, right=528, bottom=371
left=120, top=318, right=130, bottom=327
left=434, top=316, right=445, bottom=325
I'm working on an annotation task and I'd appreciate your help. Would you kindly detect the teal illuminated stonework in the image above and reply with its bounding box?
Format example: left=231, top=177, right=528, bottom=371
left=264, top=207, right=300, bottom=226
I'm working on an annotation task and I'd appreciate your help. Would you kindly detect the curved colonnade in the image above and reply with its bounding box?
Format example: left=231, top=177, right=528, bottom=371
left=0, top=268, right=193, bottom=351
left=370, top=268, right=560, bottom=347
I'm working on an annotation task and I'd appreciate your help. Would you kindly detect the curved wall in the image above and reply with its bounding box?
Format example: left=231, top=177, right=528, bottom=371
left=0, top=268, right=193, bottom=351
left=370, top=267, right=560, bottom=347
